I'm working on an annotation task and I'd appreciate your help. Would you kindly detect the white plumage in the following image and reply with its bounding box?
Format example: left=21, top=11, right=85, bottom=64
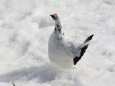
left=48, top=13, right=94, bottom=68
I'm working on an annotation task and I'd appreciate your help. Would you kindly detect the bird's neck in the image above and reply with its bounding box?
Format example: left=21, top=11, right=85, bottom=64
left=54, top=19, right=62, bottom=34
left=52, top=19, right=64, bottom=40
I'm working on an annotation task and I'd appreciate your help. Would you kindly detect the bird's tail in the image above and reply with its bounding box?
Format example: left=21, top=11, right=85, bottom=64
left=84, top=34, right=94, bottom=43
left=80, top=34, right=94, bottom=56
left=73, top=34, right=94, bottom=65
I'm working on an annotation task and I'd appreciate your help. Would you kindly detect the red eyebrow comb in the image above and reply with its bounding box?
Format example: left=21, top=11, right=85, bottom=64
left=52, top=13, right=57, bottom=17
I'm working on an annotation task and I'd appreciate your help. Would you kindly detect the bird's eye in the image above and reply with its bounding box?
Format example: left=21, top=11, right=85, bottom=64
left=52, top=16, right=55, bottom=18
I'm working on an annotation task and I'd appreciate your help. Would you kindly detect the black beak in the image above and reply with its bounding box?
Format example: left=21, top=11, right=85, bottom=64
left=50, top=15, right=52, bottom=17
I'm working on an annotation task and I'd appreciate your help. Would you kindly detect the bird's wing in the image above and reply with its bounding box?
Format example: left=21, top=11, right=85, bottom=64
left=63, top=39, right=80, bottom=57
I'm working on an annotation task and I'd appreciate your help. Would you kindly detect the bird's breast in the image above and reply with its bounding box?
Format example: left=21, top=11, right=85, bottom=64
left=48, top=34, right=74, bottom=68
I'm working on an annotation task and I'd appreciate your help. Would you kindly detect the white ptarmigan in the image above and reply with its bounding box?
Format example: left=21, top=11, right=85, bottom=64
left=48, top=13, right=94, bottom=68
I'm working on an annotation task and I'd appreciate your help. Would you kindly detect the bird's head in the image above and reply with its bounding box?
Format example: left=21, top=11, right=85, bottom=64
left=50, top=13, right=59, bottom=21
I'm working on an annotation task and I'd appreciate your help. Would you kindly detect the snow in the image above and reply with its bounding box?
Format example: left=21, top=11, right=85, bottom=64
left=0, top=0, right=115, bottom=86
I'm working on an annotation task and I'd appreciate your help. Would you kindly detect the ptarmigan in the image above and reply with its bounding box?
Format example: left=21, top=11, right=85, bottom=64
left=48, top=13, right=94, bottom=68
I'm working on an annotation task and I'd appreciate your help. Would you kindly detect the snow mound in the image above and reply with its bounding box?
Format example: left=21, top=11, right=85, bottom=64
left=0, top=0, right=115, bottom=86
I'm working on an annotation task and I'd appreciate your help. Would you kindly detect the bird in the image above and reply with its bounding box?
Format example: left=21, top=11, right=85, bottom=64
left=48, top=13, right=94, bottom=68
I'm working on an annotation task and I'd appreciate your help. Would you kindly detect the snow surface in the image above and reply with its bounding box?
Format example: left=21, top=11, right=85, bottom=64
left=0, top=0, right=115, bottom=86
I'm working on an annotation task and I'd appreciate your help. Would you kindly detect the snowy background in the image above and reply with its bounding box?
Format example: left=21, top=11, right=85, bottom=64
left=0, top=0, right=115, bottom=86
